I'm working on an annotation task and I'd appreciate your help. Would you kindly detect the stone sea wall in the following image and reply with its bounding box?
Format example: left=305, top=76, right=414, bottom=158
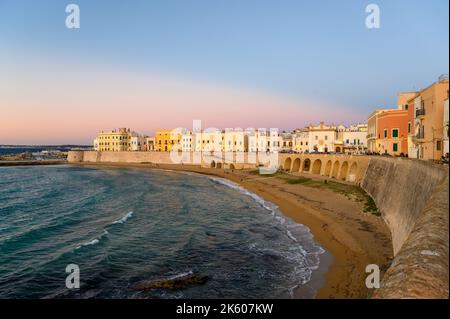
left=68, top=151, right=449, bottom=298
left=361, top=158, right=448, bottom=298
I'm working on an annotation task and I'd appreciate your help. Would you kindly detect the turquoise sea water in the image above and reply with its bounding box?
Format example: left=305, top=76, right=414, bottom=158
left=0, top=165, right=324, bottom=298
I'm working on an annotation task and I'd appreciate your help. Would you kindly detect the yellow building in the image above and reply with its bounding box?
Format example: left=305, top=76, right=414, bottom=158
left=155, top=129, right=182, bottom=152
left=96, top=128, right=132, bottom=152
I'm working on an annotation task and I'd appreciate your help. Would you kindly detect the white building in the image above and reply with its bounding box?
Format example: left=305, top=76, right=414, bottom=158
left=181, top=132, right=193, bottom=152
left=130, top=133, right=146, bottom=151
left=93, top=138, right=99, bottom=151
left=339, top=124, right=368, bottom=154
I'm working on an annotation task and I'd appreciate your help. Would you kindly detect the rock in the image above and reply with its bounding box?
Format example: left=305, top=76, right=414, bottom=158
left=131, top=274, right=209, bottom=291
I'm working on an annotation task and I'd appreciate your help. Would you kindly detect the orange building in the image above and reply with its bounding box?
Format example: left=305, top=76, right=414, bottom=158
left=376, top=110, right=408, bottom=156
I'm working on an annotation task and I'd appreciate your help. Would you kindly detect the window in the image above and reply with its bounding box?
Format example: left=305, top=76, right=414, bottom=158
left=325, top=136, right=328, bottom=140
left=436, top=140, right=442, bottom=151
left=408, top=122, right=411, bottom=134
left=384, top=129, right=387, bottom=138
left=393, top=143, right=398, bottom=152
left=392, top=129, right=399, bottom=138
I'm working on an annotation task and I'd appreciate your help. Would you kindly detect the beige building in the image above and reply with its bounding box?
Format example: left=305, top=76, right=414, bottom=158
left=145, top=137, right=156, bottom=151
left=307, top=122, right=338, bottom=153
left=411, top=77, right=449, bottom=160
left=367, top=110, right=384, bottom=154
left=194, top=129, right=223, bottom=153
left=224, top=129, right=248, bottom=152
left=279, top=132, right=293, bottom=153
left=444, top=98, right=449, bottom=156
left=95, top=128, right=133, bottom=152
left=293, top=131, right=309, bottom=153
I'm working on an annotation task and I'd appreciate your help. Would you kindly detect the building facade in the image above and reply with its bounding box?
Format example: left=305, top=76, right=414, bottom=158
left=339, top=124, right=368, bottom=154
left=293, top=131, right=309, bottom=153
left=307, top=122, right=338, bottom=153
left=95, top=128, right=132, bottom=152
left=411, top=78, right=449, bottom=160
left=376, top=110, right=408, bottom=156
left=156, top=129, right=183, bottom=152
left=444, top=98, right=449, bottom=156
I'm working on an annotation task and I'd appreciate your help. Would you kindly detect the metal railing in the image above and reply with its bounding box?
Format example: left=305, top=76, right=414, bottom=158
left=416, top=108, right=425, bottom=117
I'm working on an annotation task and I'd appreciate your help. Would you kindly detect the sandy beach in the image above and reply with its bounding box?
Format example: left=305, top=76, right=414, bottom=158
left=72, top=162, right=393, bottom=299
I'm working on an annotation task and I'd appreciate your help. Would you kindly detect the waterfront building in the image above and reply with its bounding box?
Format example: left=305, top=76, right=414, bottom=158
left=130, top=133, right=146, bottom=151
left=292, top=131, right=309, bottom=153
left=406, top=94, right=420, bottom=158
left=279, top=132, right=293, bottom=153
left=181, top=131, right=194, bottom=152
left=367, top=110, right=385, bottom=154
left=93, top=138, right=99, bottom=151
left=224, top=128, right=247, bottom=152
left=307, top=122, right=338, bottom=153
left=444, top=98, right=449, bottom=156
left=193, top=129, right=223, bottom=153
left=376, top=109, right=408, bottom=156
left=410, top=77, right=449, bottom=160
left=96, top=128, right=133, bottom=152
left=145, top=137, right=156, bottom=151
left=338, top=124, right=368, bottom=154
left=248, top=130, right=266, bottom=153
left=156, top=129, right=183, bottom=152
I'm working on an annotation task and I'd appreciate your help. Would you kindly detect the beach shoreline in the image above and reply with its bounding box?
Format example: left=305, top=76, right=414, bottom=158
left=66, top=162, right=393, bottom=299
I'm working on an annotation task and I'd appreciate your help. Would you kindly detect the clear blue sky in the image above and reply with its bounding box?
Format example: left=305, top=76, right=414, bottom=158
left=0, top=0, right=449, bottom=139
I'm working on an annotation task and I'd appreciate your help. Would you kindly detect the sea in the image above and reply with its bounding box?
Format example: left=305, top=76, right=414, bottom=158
left=0, top=165, right=326, bottom=299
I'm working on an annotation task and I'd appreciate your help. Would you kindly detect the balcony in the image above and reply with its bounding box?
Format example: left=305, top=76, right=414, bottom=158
left=416, top=108, right=425, bottom=118
left=415, top=131, right=424, bottom=140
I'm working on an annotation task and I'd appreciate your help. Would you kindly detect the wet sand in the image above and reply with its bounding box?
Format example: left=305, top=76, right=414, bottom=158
left=72, top=162, right=393, bottom=299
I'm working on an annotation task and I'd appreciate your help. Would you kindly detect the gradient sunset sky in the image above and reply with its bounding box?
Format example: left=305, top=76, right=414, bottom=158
left=0, top=0, right=448, bottom=144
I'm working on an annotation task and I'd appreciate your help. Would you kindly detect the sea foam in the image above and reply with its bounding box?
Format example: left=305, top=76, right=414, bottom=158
left=111, top=211, right=134, bottom=225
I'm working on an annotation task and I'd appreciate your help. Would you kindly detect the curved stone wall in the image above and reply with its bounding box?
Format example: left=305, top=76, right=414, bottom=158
left=361, top=158, right=449, bottom=298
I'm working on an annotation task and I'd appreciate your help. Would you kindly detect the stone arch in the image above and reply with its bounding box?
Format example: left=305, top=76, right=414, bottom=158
left=347, top=162, right=358, bottom=182
left=217, top=162, right=222, bottom=169
left=312, top=159, right=322, bottom=175
left=229, top=164, right=235, bottom=170
left=210, top=160, right=216, bottom=168
left=302, top=158, right=311, bottom=172
left=324, top=160, right=332, bottom=176
left=284, top=157, right=292, bottom=171
left=292, top=158, right=301, bottom=172
left=339, top=161, right=349, bottom=180
left=331, top=161, right=340, bottom=178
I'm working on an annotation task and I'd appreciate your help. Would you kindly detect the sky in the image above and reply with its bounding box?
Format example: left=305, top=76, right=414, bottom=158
left=0, top=0, right=448, bottom=144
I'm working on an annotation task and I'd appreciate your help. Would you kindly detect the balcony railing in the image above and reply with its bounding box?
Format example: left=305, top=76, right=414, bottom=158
left=416, top=108, right=425, bottom=117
